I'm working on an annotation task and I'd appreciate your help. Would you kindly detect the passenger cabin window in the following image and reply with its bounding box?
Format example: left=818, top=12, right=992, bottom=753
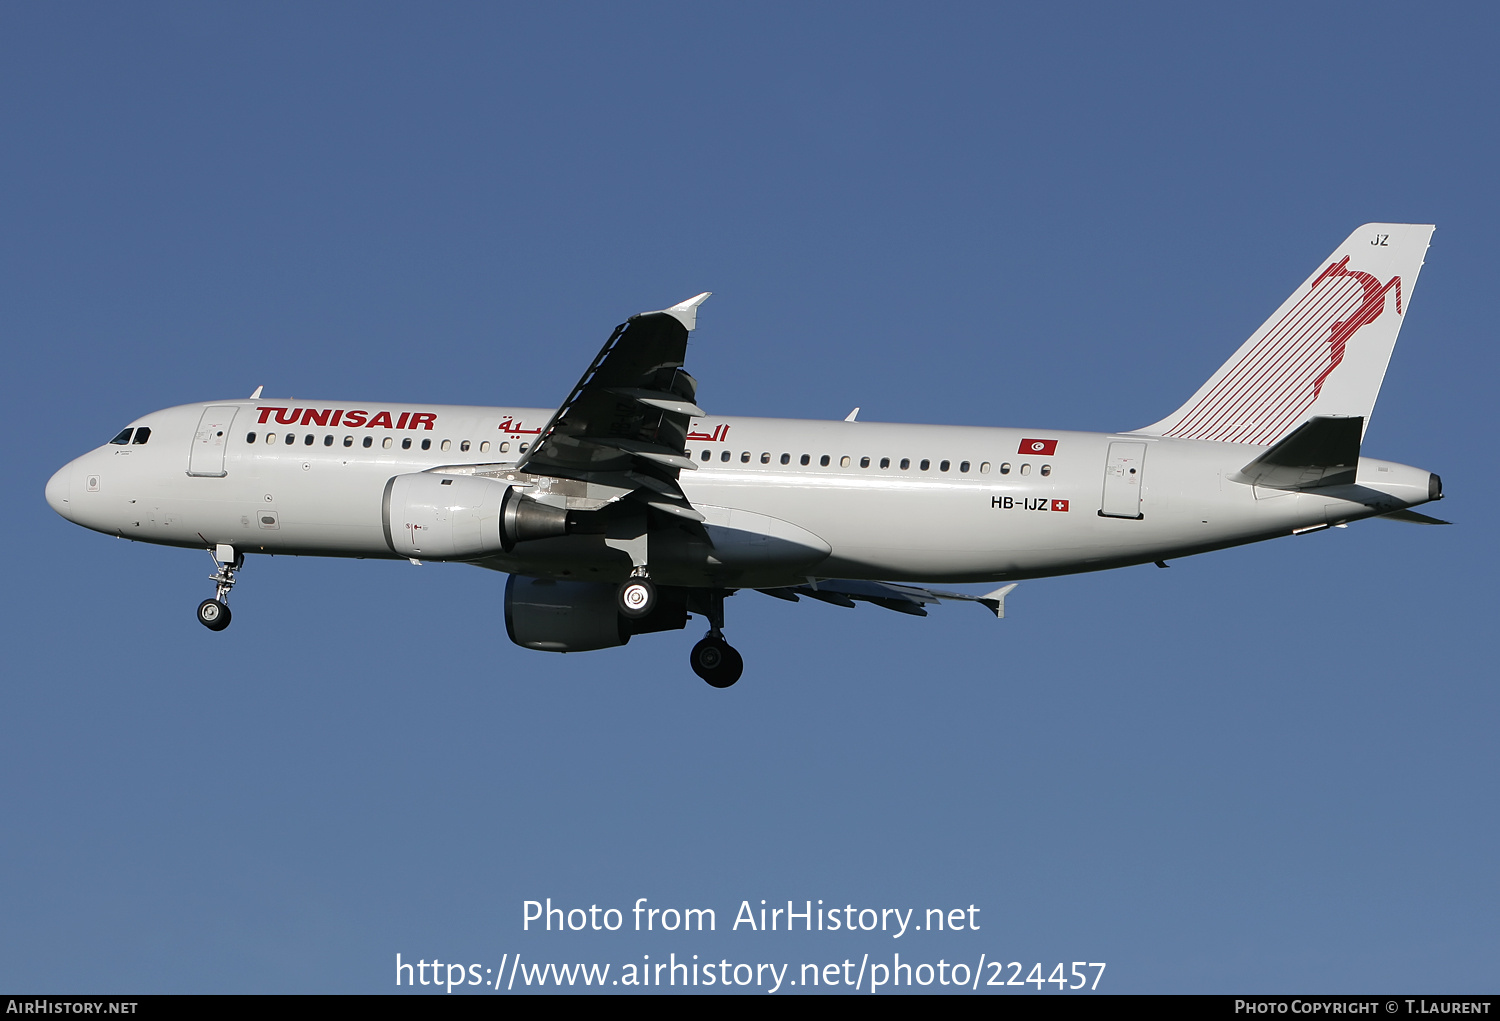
left=382, top=437, right=393, bottom=449
left=860, top=457, right=870, bottom=468
left=999, top=462, right=1011, bottom=474
left=460, top=440, right=470, bottom=452
left=1020, top=463, right=1031, bottom=475
left=421, top=439, right=431, bottom=450
left=981, top=462, right=992, bottom=474
left=499, top=441, right=510, bottom=452
left=285, top=433, right=296, bottom=445
left=840, top=456, right=850, bottom=467
left=780, top=453, right=790, bottom=465
left=1040, top=464, right=1052, bottom=476
left=820, top=455, right=830, bottom=466
left=110, top=428, right=133, bottom=445
left=441, top=439, right=451, bottom=451
left=761, top=453, right=770, bottom=464
left=480, top=441, right=491, bottom=453
left=899, top=458, right=910, bottom=469
left=721, top=450, right=731, bottom=462
left=304, top=434, right=314, bottom=446
left=362, top=436, right=372, bottom=448
left=701, top=449, right=711, bottom=461
left=940, top=460, right=950, bottom=472
left=519, top=443, right=529, bottom=453
left=741, top=451, right=750, bottom=463
left=323, top=435, right=333, bottom=446
left=919, top=459, right=929, bottom=470
left=344, top=436, right=353, bottom=447
left=800, top=454, right=810, bottom=466
left=880, top=457, right=890, bottom=469
left=246, top=432, right=257, bottom=444
left=266, top=433, right=278, bottom=445
left=402, top=438, right=412, bottom=449
left=959, top=460, right=969, bottom=472
left=132, top=428, right=151, bottom=445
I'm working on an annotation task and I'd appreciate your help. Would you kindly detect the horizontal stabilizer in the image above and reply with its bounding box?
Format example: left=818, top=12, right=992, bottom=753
left=1229, top=415, right=1362, bottom=490
left=1379, top=508, right=1451, bottom=525
left=757, top=579, right=1016, bottom=619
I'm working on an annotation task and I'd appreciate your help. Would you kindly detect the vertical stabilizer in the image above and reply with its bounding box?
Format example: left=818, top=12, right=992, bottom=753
left=1136, top=223, right=1434, bottom=446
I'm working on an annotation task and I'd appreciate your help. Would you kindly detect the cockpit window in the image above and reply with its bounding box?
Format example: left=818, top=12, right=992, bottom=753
left=131, top=427, right=151, bottom=445
left=110, top=428, right=133, bottom=445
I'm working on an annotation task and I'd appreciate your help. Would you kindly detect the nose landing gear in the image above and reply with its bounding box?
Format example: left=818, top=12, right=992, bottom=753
left=197, top=544, right=242, bottom=632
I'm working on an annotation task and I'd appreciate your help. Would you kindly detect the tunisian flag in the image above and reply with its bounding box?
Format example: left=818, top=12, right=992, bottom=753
left=1019, top=438, right=1058, bottom=455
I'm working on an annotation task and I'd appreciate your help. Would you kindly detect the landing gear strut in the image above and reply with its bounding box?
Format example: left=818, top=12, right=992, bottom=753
left=688, top=589, right=742, bottom=688
left=197, top=544, right=242, bottom=632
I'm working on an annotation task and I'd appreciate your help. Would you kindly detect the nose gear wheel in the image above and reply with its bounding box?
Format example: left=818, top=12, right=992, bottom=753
left=197, top=599, right=232, bottom=631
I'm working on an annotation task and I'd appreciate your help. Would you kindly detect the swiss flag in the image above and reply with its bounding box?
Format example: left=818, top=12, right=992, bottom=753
left=1019, top=438, right=1058, bottom=455
left=1051, top=499, right=1069, bottom=512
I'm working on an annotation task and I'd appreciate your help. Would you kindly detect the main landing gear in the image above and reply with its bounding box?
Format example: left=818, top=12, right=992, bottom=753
left=197, top=544, right=242, bottom=632
left=688, top=589, right=742, bottom=688
left=617, top=569, right=657, bottom=619
left=691, top=634, right=743, bottom=688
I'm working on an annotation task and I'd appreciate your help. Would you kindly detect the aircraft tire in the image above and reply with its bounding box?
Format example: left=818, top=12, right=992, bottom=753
left=197, top=599, right=232, bottom=631
left=691, top=636, right=743, bottom=688
left=617, top=578, right=656, bottom=619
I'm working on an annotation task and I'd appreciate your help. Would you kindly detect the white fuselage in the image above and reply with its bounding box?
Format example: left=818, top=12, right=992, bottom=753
left=45, top=399, right=1438, bottom=588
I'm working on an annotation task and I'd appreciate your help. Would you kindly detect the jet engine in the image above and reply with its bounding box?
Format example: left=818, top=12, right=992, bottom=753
left=382, top=474, right=583, bottom=559
left=504, top=575, right=687, bottom=652
left=382, top=472, right=511, bottom=559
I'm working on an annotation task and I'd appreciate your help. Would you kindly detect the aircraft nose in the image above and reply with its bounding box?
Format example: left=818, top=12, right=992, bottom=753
left=45, top=464, right=72, bottom=519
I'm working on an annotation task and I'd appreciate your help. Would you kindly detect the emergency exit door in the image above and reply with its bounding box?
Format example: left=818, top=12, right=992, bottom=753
left=1100, top=441, right=1146, bottom=519
left=187, top=406, right=239, bottom=477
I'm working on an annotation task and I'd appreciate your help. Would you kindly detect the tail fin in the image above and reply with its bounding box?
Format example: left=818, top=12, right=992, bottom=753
left=1136, top=223, right=1434, bottom=446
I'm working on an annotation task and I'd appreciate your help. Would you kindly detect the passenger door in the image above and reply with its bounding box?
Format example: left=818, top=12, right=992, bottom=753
left=187, top=406, right=239, bottom=477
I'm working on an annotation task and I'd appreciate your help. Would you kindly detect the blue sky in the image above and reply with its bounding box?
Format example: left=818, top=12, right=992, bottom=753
left=2, top=3, right=1495, bottom=994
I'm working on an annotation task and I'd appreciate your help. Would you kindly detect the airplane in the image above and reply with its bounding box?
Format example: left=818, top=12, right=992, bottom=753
left=44, top=223, right=1446, bottom=688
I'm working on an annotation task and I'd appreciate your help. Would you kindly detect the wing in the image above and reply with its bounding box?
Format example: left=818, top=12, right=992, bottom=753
left=758, top=580, right=1019, bottom=618
left=513, top=292, right=712, bottom=521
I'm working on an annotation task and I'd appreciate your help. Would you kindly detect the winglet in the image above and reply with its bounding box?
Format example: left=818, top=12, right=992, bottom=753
left=845, top=407, right=860, bottom=422
left=249, top=385, right=264, bottom=399
left=978, top=583, right=1018, bottom=618
left=650, top=292, right=713, bottom=331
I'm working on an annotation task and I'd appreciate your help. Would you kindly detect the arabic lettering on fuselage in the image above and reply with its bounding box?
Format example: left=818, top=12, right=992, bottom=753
left=497, top=416, right=543, bottom=436
left=686, top=423, right=730, bottom=443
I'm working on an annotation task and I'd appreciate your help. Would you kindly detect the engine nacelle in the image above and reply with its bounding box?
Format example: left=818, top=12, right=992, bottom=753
left=382, top=472, right=510, bottom=559
left=504, top=575, right=688, bottom=653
